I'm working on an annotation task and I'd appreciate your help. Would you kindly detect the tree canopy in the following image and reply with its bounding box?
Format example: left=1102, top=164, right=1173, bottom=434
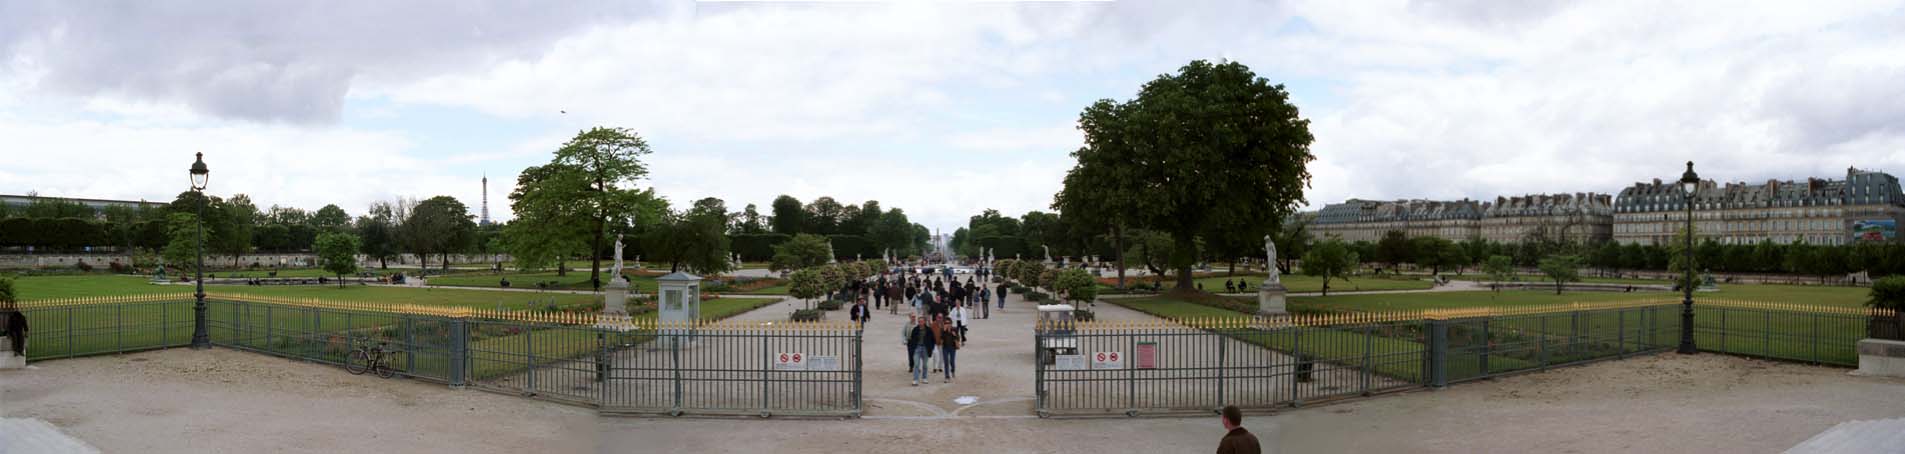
left=1054, top=59, right=1314, bottom=291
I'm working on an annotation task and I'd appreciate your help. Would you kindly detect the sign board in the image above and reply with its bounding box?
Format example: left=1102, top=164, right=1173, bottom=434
left=1136, top=342, right=1158, bottom=369
left=1854, top=219, right=1897, bottom=242
left=1091, top=351, right=1124, bottom=370
left=1054, top=354, right=1086, bottom=370
left=772, top=352, right=807, bottom=370
left=808, top=355, right=840, bottom=371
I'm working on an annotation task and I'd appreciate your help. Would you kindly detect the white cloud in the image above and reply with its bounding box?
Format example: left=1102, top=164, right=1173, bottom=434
left=5, top=0, right=1905, bottom=233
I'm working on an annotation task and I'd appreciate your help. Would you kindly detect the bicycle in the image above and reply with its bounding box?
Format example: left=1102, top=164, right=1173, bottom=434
left=345, top=336, right=403, bottom=379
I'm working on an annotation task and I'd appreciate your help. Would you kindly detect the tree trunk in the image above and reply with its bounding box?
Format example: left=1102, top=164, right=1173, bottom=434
left=1113, top=226, right=1126, bottom=290
left=417, top=252, right=429, bottom=275
left=1172, top=231, right=1196, bottom=292
left=1554, top=280, right=1562, bottom=295
left=591, top=217, right=604, bottom=291
left=1321, top=272, right=1331, bottom=296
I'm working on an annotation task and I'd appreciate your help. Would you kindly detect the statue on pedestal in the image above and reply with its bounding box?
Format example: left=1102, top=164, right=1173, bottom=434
left=827, top=239, right=837, bottom=264
left=1264, top=235, right=1280, bottom=284
left=598, top=234, right=634, bottom=330
left=1043, top=245, right=1053, bottom=264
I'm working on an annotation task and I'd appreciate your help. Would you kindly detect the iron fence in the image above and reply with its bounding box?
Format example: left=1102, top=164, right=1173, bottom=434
left=1692, top=301, right=1875, bottom=366
left=602, top=323, right=864, bottom=417
left=1440, top=304, right=1676, bottom=384
left=18, top=298, right=194, bottom=360
left=1034, top=319, right=1428, bottom=417
left=205, top=299, right=459, bottom=383
left=1037, top=303, right=1683, bottom=417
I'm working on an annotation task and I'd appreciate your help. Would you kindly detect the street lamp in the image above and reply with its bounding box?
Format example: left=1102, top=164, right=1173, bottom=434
left=1677, top=161, right=1698, bottom=354
left=189, top=152, right=211, bottom=349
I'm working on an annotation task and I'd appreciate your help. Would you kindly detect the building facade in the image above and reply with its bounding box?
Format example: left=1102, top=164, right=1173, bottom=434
left=1612, top=167, right=1905, bottom=246
left=1310, top=193, right=1613, bottom=244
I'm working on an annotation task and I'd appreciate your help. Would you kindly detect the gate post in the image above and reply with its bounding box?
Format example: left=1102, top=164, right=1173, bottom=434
left=1428, top=319, right=1448, bottom=388
left=449, top=318, right=468, bottom=389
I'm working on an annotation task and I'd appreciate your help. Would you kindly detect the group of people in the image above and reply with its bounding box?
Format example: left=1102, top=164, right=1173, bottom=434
left=839, top=265, right=1014, bottom=386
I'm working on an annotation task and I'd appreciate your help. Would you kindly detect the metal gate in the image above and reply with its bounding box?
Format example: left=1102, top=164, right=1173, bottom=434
left=601, top=321, right=863, bottom=417
left=1034, top=319, right=1426, bottom=417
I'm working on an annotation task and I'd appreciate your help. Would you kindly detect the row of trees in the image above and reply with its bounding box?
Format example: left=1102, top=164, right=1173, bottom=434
left=500, top=127, right=935, bottom=288
left=1340, top=228, right=1905, bottom=283
left=1, top=189, right=491, bottom=274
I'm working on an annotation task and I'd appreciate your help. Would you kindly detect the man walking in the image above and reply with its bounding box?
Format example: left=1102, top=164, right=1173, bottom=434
left=1216, top=405, right=1261, bottom=454
left=978, top=285, right=991, bottom=319
left=907, top=316, right=936, bottom=386
left=996, top=281, right=1008, bottom=310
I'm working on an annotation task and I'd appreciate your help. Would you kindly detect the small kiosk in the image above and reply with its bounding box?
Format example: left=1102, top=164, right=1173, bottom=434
left=655, top=272, right=703, bottom=348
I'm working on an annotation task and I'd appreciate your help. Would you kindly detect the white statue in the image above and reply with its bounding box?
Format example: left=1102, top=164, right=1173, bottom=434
left=612, top=233, right=625, bottom=278
left=1264, top=234, right=1280, bottom=282
left=1043, top=245, right=1052, bottom=263
left=827, top=239, right=837, bottom=264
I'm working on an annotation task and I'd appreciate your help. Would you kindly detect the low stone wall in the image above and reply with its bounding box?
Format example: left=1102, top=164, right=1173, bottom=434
left=1856, top=339, right=1905, bottom=378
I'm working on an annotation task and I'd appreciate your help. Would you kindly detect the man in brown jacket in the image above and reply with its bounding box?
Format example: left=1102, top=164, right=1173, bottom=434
left=1217, top=405, right=1260, bottom=454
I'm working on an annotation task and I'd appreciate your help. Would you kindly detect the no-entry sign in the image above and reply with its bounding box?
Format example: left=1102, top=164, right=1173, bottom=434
left=773, top=352, right=807, bottom=370
left=1092, top=351, right=1124, bottom=370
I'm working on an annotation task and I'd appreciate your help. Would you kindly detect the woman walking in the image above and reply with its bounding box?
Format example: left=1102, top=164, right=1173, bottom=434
left=938, top=314, right=961, bottom=383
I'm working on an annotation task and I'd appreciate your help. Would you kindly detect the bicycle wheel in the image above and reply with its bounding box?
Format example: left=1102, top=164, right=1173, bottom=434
left=345, top=350, right=370, bottom=375
left=374, top=353, right=399, bottom=379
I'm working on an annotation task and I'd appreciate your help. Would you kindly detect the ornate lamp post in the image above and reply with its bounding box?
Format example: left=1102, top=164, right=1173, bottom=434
left=1677, top=161, right=1698, bottom=354
left=189, top=153, right=211, bottom=349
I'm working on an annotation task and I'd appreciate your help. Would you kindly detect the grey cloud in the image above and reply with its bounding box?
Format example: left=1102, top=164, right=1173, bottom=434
left=0, top=0, right=668, bottom=124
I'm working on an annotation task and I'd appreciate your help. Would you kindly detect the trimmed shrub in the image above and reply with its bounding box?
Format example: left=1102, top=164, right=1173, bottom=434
left=1073, top=309, right=1096, bottom=322
left=791, top=309, right=824, bottom=322
left=816, top=300, right=844, bottom=311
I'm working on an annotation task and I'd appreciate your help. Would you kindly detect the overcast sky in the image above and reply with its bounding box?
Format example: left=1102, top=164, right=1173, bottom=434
left=3, top=0, right=1903, bottom=231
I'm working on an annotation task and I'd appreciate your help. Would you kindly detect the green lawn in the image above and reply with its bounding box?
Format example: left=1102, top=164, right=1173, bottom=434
left=10, top=274, right=600, bottom=309
left=1103, top=274, right=1434, bottom=294
left=426, top=271, right=660, bottom=291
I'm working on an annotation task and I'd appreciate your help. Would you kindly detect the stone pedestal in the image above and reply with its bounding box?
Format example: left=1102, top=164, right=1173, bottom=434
left=595, top=278, right=634, bottom=331
left=1257, top=281, right=1288, bottom=315
left=1854, top=339, right=1905, bottom=378
left=0, top=351, right=25, bottom=369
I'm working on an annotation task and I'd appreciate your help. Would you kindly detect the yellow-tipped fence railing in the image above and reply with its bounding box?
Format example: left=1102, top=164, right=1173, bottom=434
left=1061, top=297, right=1895, bottom=332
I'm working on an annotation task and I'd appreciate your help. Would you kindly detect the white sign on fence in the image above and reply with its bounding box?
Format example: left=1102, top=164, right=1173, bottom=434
left=1091, top=351, right=1124, bottom=370
left=808, top=355, right=840, bottom=371
left=1055, top=354, right=1086, bottom=370
left=773, top=352, right=807, bottom=370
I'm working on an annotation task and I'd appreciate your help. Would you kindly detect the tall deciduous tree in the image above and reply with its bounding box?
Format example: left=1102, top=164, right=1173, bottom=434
left=552, top=127, right=653, bottom=289
left=310, top=204, right=351, bottom=233
left=356, top=202, right=401, bottom=269
left=161, top=212, right=200, bottom=275
left=770, top=195, right=805, bottom=235
left=400, top=196, right=475, bottom=273
left=1300, top=238, right=1357, bottom=297
left=771, top=233, right=832, bottom=272
left=644, top=208, right=733, bottom=275
left=315, top=232, right=360, bottom=288
left=1538, top=255, right=1584, bottom=295
left=1054, top=60, right=1314, bottom=292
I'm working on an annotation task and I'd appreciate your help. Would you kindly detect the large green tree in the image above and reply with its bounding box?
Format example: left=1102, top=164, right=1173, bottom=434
left=644, top=207, right=733, bottom=275
left=310, top=204, right=352, bottom=233
left=771, top=233, right=832, bottom=272
left=770, top=195, right=805, bottom=235
left=160, top=212, right=201, bottom=275
left=400, top=196, right=476, bottom=272
left=1300, top=238, right=1358, bottom=297
left=552, top=127, right=654, bottom=289
left=356, top=202, right=401, bottom=269
left=1538, top=255, right=1584, bottom=295
left=314, top=232, right=361, bottom=288
left=1053, top=60, right=1314, bottom=292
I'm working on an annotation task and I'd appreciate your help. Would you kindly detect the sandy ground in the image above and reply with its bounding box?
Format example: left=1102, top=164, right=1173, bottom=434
left=0, top=348, right=596, bottom=454
left=6, top=288, right=1905, bottom=453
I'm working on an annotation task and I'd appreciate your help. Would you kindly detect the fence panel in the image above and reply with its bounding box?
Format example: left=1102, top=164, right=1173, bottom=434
left=1035, top=320, right=1427, bottom=417
left=466, top=319, right=606, bottom=406
left=1444, top=305, right=1675, bottom=383
left=1692, top=304, right=1869, bottom=366
left=602, top=322, right=863, bottom=417
left=204, top=299, right=457, bottom=383
left=19, top=299, right=194, bottom=360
